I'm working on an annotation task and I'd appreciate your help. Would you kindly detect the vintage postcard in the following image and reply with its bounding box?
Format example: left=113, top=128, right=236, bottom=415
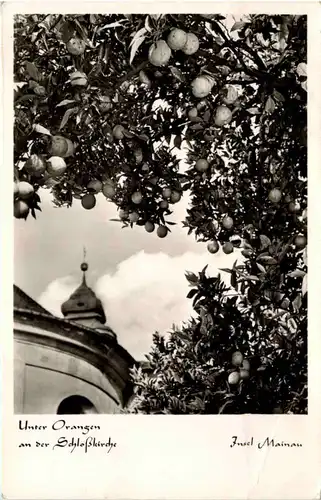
left=2, top=0, right=321, bottom=498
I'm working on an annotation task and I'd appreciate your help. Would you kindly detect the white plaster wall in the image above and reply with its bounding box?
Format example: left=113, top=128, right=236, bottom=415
left=14, top=339, right=121, bottom=414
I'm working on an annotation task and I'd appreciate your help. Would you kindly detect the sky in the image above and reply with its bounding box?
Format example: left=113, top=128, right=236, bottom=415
left=14, top=161, right=241, bottom=361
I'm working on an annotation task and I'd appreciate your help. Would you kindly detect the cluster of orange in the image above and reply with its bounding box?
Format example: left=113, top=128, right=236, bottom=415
left=14, top=135, right=74, bottom=218
left=228, top=351, right=251, bottom=385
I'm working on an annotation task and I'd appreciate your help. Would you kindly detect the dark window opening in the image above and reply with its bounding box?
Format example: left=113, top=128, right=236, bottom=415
left=57, top=395, right=98, bottom=414
left=77, top=302, right=85, bottom=307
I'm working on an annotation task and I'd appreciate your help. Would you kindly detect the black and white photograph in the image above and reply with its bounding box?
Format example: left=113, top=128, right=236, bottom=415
left=13, top=11, right=307, bottom=417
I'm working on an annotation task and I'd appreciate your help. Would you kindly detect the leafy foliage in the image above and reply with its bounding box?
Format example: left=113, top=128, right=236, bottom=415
left=14, top=14, right=307, bottom=413
left=129, top=266, right=307, bottom=414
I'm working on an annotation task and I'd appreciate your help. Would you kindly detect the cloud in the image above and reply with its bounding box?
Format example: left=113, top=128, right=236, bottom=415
left=38, top=249, right=241, bottom=360
left=38, top=275, right=79, bottom=317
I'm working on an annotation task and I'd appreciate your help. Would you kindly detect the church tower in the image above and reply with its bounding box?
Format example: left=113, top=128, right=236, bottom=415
left=61, top=253, right=116, bottom=340
left=14, top=254, right=135, bottom=414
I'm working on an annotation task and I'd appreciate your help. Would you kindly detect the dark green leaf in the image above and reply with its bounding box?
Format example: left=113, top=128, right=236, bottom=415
left=219, top=268, right=233, bottom=274
left=187, top=289, right=197, bottom=299
left=169, top=66, right=185, bottom=82
left=174, top=135, right=182, bottom=149
left=59, top=107, right=79, bottom=130
left=25, top=61, right=40, bottom=81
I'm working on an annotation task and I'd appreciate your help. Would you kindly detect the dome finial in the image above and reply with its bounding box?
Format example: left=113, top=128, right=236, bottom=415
left=80, top=246, right=88, bottom=282
left=61, top=248, right=107, bottom=325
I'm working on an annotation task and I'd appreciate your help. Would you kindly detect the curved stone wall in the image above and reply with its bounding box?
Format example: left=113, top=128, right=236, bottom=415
left=14, top=310, right=135, bottom=414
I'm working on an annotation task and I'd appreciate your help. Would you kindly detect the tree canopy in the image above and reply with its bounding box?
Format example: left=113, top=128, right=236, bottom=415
left=14, top=14, right=307, bottom=413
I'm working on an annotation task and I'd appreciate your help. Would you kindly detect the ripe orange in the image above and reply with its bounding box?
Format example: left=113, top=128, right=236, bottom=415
left=70, top=71, right=87, bottom=87
left=214, top=105, right=232, bottom=126
left=167, top=28, right=187, bottom=50
left=232, top=351, right=244, bottom=367
left=34, top=85, right=46, bottom=96
left=207, top=240, right=219, bottom=254
left=17, top=181, right=34, bottom=199
left=210, top=220, right=219, bottom=232
left=129, top=212, right=139, bottom=223
left=50, top=136, right=74, bottom=158
left=47, top=156, right=67, bottom=177
left=119, top=209, right=129, bottom=220
left=188, top=107, right=198, bottom=120
left=268, top=188, right=282, bottom=203
left=242, top=249, right=253, bottom=258
left=170, top=190, right=181, bottom=204
left=65, top=139, right=75, bottom=157
left=191, top=75, right=214, bottom=98
left=222, top=85, right=238, bottom=105
left=239, top=369, right=250, bottom=380
left=222, top=216, right=234, bottom=230
left=132, top=191, right=143, bottom=204
left=228, top=371, right=240, bottom=385
left=182, top=33, right=199, bottom=55
left=223, top=242, right=234, bottom=254
left=66, top=37, right=86, bottom=55
left=81, top=194, right=96, bottom=210
left=98, top=95, right=112, bottom=113
left=14, top=200, right=29, bottom=219
left=25, top=154, right=45, bottom=175
left=102, top=182, right=116, bottom=199
left=145, top=221, right=155, bottom=233
left=242, top=359, right=250, bottom=371
left=87, top=179, right=102, bottom=193
left=162, top=187, right=172, bottom=199
left=148, top=40, right=171, bottom=67
left=159, top=200, right=169, bottom=210
left=157, top=225, right=168, bottom=238
left=288, top=201, right=300, bottom=213
left=139, top=70, right=151, bottom=87
left=195, top=159, right=209, bottom=172
left=113, top=125, right=125, bottom=140
left=294, top=235, right=307, bottom=249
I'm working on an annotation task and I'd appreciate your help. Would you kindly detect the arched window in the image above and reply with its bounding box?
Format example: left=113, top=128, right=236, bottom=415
left=57, top=395, right=98, bottom=414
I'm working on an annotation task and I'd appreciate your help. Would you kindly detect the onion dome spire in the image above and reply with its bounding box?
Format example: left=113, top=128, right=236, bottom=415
left=61, top=249, right=106, bottom=324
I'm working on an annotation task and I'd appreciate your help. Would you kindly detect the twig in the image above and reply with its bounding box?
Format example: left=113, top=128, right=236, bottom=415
left=212, top=20, right=249, bottom=74
left=117, top=61, right=148, bottom=86
left=227, top=79, right=257, bottom=85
